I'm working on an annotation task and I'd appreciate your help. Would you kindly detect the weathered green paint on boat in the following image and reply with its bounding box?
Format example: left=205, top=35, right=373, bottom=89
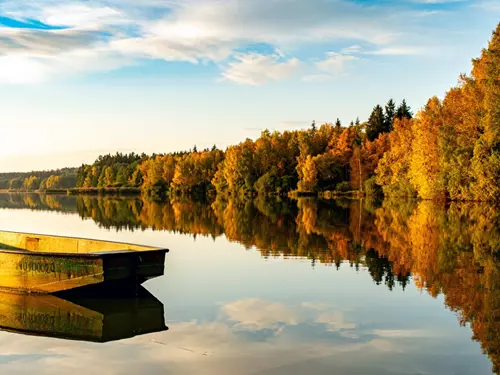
left=0, top=287, right=167, bottom=342
left=0, top=231, right=168, bottom=294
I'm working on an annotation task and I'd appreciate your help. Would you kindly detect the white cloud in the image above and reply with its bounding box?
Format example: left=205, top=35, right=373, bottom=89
left=316, top=52, right=359, bottom=74
left=0, top=0, right=456, bottom=84
left=41, top=4, right=123, bottom=27
left=341, top=45, right=363, bottom=54
left=476, top=1, right=500, bottom=11
left=416, top=0, right=466, bottom=3
left=0, top=27, right=104, bottom=56
left=302, top=74, right=336, bottom=83
left=304, top=49, right=360, bottom=82
left=364, top=47, right=423, bottom=55
left=221, top=53, right=301, bottom=85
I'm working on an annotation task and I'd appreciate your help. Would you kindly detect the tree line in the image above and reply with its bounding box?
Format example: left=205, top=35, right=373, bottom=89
left=0, top=168, right=77, bottom=192
left=71, top=22, right=499, bottom=202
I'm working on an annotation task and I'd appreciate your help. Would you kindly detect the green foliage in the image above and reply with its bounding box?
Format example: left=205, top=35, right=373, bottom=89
left=23, top=176, right=40, bottom=191
left=0, top=168, right=76, bottom=191
left=384, top=99, right=396, bottom=132
left=335, top=181, right=351, bottom=192
left=366, top=105, right=385, bottom=142
left=396, top=99, right=413, bottom=120
left=364, top=176, right=382, bottom=197
left=254, top=169, right=280, bottom=195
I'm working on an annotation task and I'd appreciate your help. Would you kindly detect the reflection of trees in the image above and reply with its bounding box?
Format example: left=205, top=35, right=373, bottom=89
left=374, top=200, right=500, bottom=374
left=1, top=193, right=499, bottom=373
left=77, top=196, right=144, bottom=231
left=0, top=193, right=76, bottom=213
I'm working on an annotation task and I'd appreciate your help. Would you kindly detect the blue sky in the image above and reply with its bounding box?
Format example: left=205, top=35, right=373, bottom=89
left=0, top=0, right=498, bottom=172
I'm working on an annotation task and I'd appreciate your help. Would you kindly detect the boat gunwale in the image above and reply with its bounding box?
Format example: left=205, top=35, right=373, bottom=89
left=0, top=230, right=169, bottom=257
left=0, top=248, right=169, bottom=258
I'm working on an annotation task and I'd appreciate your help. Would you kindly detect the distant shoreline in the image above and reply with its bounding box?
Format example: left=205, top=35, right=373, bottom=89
left=0, top=187, right=141, bottom=196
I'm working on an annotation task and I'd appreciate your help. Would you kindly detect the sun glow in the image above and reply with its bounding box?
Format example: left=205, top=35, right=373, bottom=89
left=0, top=56, right=47, bottom=84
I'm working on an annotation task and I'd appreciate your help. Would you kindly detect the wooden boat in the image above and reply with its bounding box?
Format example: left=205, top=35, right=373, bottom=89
left=0, top=287, right=168, bottom=342
left=0, top=231, right=168, bottom=294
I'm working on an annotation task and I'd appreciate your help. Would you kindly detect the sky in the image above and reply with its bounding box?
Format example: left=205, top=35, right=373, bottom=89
left=0, top=0, right=499, bottom=172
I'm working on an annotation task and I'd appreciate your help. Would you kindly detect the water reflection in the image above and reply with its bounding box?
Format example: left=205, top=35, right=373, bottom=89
left=0, top=193, right=499, bottom=373
left=0, top=287, right=167, bottom=343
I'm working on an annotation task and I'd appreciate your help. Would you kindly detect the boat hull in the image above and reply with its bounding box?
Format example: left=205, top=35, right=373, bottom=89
left=0, top=231, right=168, bottom=294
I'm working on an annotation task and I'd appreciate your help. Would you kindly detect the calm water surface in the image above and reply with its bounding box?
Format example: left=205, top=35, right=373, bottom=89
left=0, top=193, right=498, bottom=375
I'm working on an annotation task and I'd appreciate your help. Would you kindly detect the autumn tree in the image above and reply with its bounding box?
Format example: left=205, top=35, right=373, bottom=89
left=469, top=23, right=500, bottom=201
left=376, top=118, right=416, bottom=197
left=408, top=97, right=445, bottom=200
left=297, top=156, right=318, bottom=192
left=23, top=176, right=40, bottom=191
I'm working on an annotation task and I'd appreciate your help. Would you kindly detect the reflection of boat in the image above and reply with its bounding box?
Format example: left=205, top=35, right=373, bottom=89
left=0, top=287, right=168, bottom=342
left=0, top=231, right=168, bottom=294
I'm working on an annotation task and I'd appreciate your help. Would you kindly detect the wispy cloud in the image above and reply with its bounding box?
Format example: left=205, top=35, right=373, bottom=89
left=363, top=46, right=424, bottom=55
left=476, top=1, right=500, bottom=11
left=303, top=50, right=359, bottom=82
left=221, top=53, right=300, bottom=85
left=302, top=74, right=337, bottom=83
left=0, top=0, right=485, bottom=85
left=316, top=52, right=359, bottom=74
left=417, top=0, right=467, bottom=3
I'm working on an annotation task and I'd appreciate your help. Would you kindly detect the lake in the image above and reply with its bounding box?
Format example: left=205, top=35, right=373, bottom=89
left=0, top=193, right=498, bottom=375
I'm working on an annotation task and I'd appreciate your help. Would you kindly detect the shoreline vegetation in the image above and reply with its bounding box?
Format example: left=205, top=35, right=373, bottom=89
left=2, top=23, right=500, bottom=202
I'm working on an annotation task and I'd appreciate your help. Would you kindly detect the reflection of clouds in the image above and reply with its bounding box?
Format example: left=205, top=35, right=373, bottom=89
left=316, top=312, right=356, bottom=331
left=222, top=298, right=357, bottom=334
left=370, top=329, right=437, bottom=338
left=0, top=298, right=491, bottom=375
left=300, top=301, right=330, bottom=311
left=222, top=298, right=301, bottom=331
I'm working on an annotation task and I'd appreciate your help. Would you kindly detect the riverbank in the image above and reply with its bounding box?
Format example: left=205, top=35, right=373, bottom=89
left=0, top=187, right=142, bottom=196
left=67, top=187, right=141, bottom=196
left=289, top=189, right=366, bottom=200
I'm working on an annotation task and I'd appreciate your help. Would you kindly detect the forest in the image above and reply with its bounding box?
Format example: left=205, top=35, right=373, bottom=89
left=73, top=23, right=500, bottom=202
left=8, top=23, right=499, bottom=202
left=0, top=168, right=77, bottom=192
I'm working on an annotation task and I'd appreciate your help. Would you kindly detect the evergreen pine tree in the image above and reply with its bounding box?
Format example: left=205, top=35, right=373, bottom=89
left=366, top=105, right=385, bottom=141
left=384, top=98, right=396, bottom=132
left=396, top=99, right=413, bottom=120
